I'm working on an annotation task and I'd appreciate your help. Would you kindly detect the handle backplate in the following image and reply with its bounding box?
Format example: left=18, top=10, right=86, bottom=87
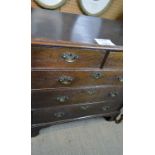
left=54, top=112, right=65, bottom=118
left=57, top=96, right=69, bottom=103
left=59, top=75, right=74, bottom=85
left=62, top=53, right=79, bottom=63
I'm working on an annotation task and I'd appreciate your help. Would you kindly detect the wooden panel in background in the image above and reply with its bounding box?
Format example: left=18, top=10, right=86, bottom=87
left=31, top=0, right=123, bottom=20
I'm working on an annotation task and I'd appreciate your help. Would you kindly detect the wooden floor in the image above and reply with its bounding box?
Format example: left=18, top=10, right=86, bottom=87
left=32, top=118, right=123, bottom=155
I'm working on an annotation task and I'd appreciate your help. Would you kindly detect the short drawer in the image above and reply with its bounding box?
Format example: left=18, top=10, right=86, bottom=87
left=32, top=101, right=122, bottom=124
left=32, top=47, right=105, bottom=68
left=32, top=86, right=123, bottom=109
left=31, top=70, right=123, bottom=89
left=104, top=52, right=123, bottom=68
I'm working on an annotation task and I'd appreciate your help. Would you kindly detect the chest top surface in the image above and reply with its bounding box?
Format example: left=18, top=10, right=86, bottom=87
left=32, top=8, right=123, bottom=49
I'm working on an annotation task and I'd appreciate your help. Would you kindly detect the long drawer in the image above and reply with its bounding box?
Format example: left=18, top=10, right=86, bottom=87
left=32, top=69, right=123, bottom=89
left=32, top=47, right=106, bottom=68
left=32, top=101, right=122, bottom=124
left=32, top=86, right=123, bottom=109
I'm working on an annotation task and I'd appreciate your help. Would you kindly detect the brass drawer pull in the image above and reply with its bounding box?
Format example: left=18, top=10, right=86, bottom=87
left=54, top=112, right=65, bottom=118
left=59, top=76, right=74, bottom=85
left=118, top=76, right=123, bottom=82
left=87, top=89, right=96, bottom=95
left=92, top=72, right=102, bottom=79
left=102, top=105, right=110, bottom=111
left=109, top=91, right=119, bottom=97
left=57, top=96, right=69, bottom=103
left=62, top=53, right=79, bottom=63
left=80, top=105, right=89, bottom=110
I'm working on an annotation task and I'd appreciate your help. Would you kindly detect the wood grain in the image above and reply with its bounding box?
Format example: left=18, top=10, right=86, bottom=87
left=32, top=9, right=123, bottom=46
left=104, top=52, right=123, bottom=68
left=31, top=10, right=123, bottom=137
left=32, top=46, right=106, bottom=68
left=32, top=86, right=123, bottom=109
left=32, top=101, right=122, bottom=124
left=32, top=70, right=123, bottom=89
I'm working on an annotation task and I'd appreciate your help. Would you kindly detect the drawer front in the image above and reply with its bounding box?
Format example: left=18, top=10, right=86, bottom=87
left=32, top=47, right=105, bottom=68
left=104, top=52, right=123, bottom=68
left=32, top=70, right=123, bottom=89
left=32, top=101, right=122, bottom=124
left=32, top=86, right=123, bottom=109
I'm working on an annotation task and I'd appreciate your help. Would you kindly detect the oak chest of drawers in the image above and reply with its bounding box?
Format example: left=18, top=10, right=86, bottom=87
left=31, top=9, right=123, bottom=137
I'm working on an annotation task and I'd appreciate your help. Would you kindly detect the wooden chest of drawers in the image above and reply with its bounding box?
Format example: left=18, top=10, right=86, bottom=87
left=31, top=9, right=123, bottom=137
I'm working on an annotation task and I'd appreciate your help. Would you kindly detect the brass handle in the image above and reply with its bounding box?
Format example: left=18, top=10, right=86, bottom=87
left=102, top=105, right=110, bottom=111
left=54, top=112, right=65, bottom=118
left=59, top=76, right=74, bottom=85
left=87, top=89, right=96, bottom=95
left=109, top=91, right=119, bottom=97
left=118, top=76, right=123, bottom=82
left=62, top=53, right=79, bottom=63
left=80, top=105, right=89, bottom=110
left=56, top=96, right=69, bottom=103
left=92, top=72, right=102, bottom=79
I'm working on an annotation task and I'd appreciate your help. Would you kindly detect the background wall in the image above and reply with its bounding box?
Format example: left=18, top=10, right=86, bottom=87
left=32, top=0, right=123, bottom=20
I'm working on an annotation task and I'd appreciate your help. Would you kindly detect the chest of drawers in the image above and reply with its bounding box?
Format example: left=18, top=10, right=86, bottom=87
left=31, top=9, right=123, bottom=137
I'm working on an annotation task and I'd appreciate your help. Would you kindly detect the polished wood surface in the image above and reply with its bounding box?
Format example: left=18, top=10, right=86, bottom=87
left=31, top=9, right=123, bottom=137
left=32, top=69, right=123, bottom=89
left=32, top=46, right=106, bottom=68
left=32, top=101, right=122, bottom=124
left=32, top=40, right=123, bottom=51
left=104, top=52, right=123, bottom=68
left=32, top=86, right=122, bottom=109
left=32, top=9, right=123, bottom=46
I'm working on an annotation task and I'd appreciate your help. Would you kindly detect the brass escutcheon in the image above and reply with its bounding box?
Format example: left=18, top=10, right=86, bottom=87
left=92, top=72, right=102, bottom=79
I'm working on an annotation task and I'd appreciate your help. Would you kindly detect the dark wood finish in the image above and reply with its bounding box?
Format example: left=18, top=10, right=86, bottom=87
left=32, top=9, right=123, bottom=46
left=32, top=40, right=123, bottom=51
left=32, top=46, right=106, bottom=68
left=32, top=69, right=122, bottom=89
left=32, top=101, right=122, bottom=124
left=32, top=86, right=122, bottom=109
left=31, top=9, right=123, bottom=137
left=31, top=127, right=40, bottom=137
left=31, top=110, right=121, bottom=137
left=104, top=113, right=120, bottom=121
left=100, top=51, right=110, bottom=68
left=104, top=52, right=123, bottom=68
